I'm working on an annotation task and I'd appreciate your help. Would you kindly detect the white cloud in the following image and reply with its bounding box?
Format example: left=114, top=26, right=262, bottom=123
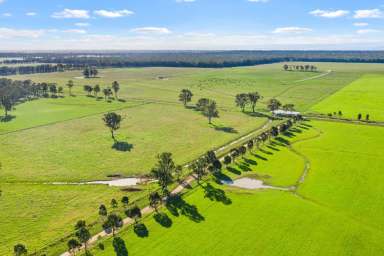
left=131, top=27, right=172, bottom=34
left=75, top=22, right=90, bottom=27
left=354, top=9, right=383, bottom=19
left=310, top=9, right=349, bottom=18
left=0, top=0, right=5, bottom=4
left=26, top=12, right=37, bottom=16
left=248, top=0, right=269, bottom=2
left=52, top=9, right=90, bottom=19
left=354, top=22, right=369, bottom=27
left=94, top=10, right=134, bottom=18
left=356, top=29, right=380, bottom=34
left=63, top=29, right=87, bottom=34
left=0, top=27, right=45, bottom=38
left=2, top=13, right=12, bottom=17
left=273, top=27, right=312, bottom=34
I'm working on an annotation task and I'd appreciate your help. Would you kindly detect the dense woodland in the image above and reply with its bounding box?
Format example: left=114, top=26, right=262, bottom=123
left=0, top=51, right=384, bottom=76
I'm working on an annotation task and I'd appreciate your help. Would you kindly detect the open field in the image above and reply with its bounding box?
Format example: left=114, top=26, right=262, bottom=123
left=89, top=120, right=384, bottom=256
left=1, top=62, right=384, bottom=255
left=311, top=74, right=384, bottom=121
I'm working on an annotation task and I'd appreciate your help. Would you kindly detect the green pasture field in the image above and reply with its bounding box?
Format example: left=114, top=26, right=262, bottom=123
left=311, top=74, right=384, bottom=121
left=1, top=62, right=384, bottom=255
left=90, top=120, right=384, bottom=256
left=0, top=183, right=149, bottom=255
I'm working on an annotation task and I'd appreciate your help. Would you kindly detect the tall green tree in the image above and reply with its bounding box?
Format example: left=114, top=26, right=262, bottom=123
left=1, top=96, right=12, bottom=117
left=202, top=99, right=219, bottom=124
left=267, top=98, right=282, bottom=111
left=103, top=112, right=122, bottom=142
left=149, top=192, right=162, bottom=212
left=75, top=227, right=91, bottom=252
left=189, top=157, right=207, bottom=184
left=121, top=196, right=129, bottom=208
left=235, top=93, right=249, bottom=112
left=125, top=205, right=142, bottom=224
left=179, top=89, right=193, bottom=106
left=66, top=80, right=74, bottom=95
left=103, top=88, right=112, bottom=100
left=248, top=92, right=261, bottom=113
left=151, top=152, right=175, bottom=196
left=94, top=84, right=101, bottom=98
left=112, top=81, right=120, bottom=100
left=67, top=239, right=80, bottom=254
left=103, top=214, right=123, bottom=236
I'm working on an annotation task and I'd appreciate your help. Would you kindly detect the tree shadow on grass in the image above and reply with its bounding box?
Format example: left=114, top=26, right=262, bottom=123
left=244, top=158, right=257, bottom=166
left=227, top=166, right=241, bottom=175
left=251, top=153, right=268, bottom=161
left=212, top=125, right=238, bottom=134
left=154, top=212, right=173, bottom=228
left=113, top=237, right=128, bottom=256
left=0, top=115, right=16, bottom=122
left=203, top=183, right=232, bottom=205
left=134, top=223, right=149, bottom=238
left=260, top=148, right=273, bottom=155
left=244, top=111, right=272, bottom=119
left=266, top=145, right=280, bottom=151
left=112, top=142, right=134, bottom=152
left=166, top=195, right=204, bottom=223
left=118, top=99, right=127, bottom=103
left=275, top=137, right=290, bottom=146
left=213, top=171, right=233, bottom=184
left=237, top=163, right=252, bottom=172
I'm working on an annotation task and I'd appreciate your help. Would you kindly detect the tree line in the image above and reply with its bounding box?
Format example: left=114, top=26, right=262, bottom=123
left=3, top=51, right=384, bottom=71
left=283, top=64, right=318, bottom=72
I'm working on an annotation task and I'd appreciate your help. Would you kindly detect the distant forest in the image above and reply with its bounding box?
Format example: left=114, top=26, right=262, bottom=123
left=1, top=51, right=384, bottom=76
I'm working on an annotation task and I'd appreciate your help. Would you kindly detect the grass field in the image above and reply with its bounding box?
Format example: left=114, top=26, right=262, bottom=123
left=311, top=74, right=384, bottom=121
left=1, top=62, right=384, bottom=255
left=89, top=120, right=384, bottom=256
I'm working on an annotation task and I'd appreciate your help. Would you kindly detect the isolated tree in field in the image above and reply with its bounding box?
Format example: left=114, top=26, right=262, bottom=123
left=14, top=244, right=27, bottom=256
left=202, top=99, right=219, bottom=124
left=94, top=84, right=101, bottom=97
left=125, top=205, right=142, bottom=224
left=151, top=152, right=175, bottom=196
left=267, top=98, right=282, bottom=111
left=338, top=110, right=343, bottom=117
left=189, top=157, right=207, bottom=183
left=121, top=196, right=129, bottom=208
left=99, top=204, right=108, bottom=217
left=1, top=96, right=12, bottom=117
left=196, top=98, right=210, bottom=111
left=66, top=80, right=74, bottom=95
left=358, top=113, right=362, bottom=120
left=179, top=89, right=193, bottom=106
left=212, top=160, right=222, bottom=172
left=75, top=227, right=91, bottom=252
left=103, top=87, right=112, bottom=100
left=103, top=213, right=123, bottom=236
left=103, top=112, right=122, bottom=142
left=149, top=191, right=162, bottom=212
left=112, top=81, right=120, bottom=99
left=248, top=92, right=261, bottom=113
left=67, top=239, right=80, bottom=255
left=366, top=114, right=370, bottom=121
left=111, top=198, right=118, bottom=208
left=283, top=64, right=289, bottom=71
left=282, top=104, right=295, bottom=111
left=224, top=155, right=232, bottom=166
left=235, top=93, right=249, bottom=112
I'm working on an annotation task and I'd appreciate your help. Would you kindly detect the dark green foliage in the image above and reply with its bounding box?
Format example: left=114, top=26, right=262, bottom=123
left=235, top=93, right=249, bottom=112
left=121, top=196, right=129, bottom=207
left=99, top=204, right=108, bottom=217
left=267, top=98, right=282, bottom=111
left=151, top=152, right=175, bottom=195
left=149, top=191, right=162, bottom=211
left=179, top=89, right=193, bottom=106
left=112, top=237, right=128, bottom=256
left=125, top=205, right=142, bottom=223
left=14, top=244, right=27, bottom=256
left=103, top=112, right=122, bottom=142
left=223, top=155, right=232, bottom=165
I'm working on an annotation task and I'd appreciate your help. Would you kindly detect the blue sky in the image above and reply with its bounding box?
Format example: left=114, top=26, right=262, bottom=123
left=0, top=0, right=384, bottom=50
